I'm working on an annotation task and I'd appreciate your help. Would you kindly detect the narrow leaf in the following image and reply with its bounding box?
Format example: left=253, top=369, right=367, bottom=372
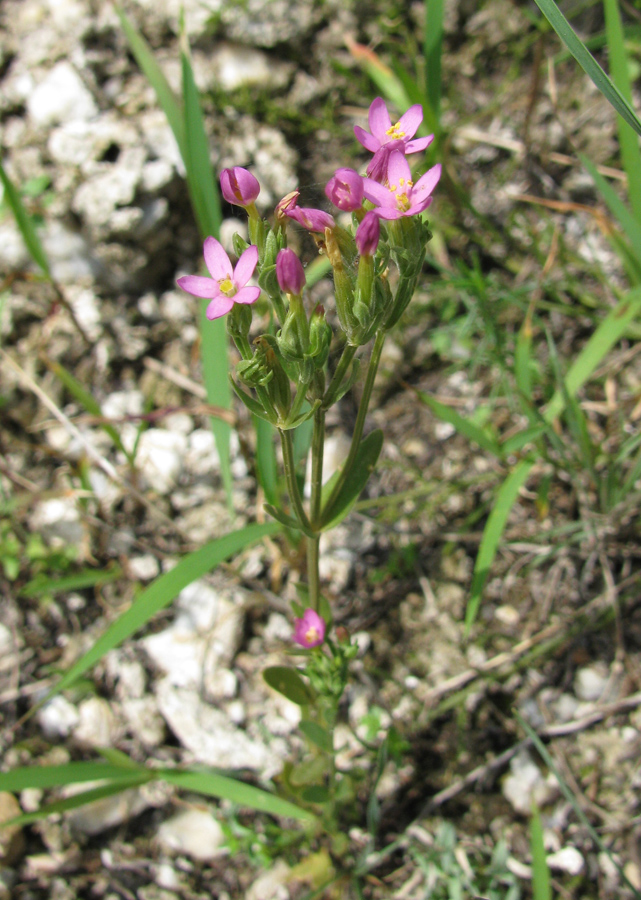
left=532, top=0, right=641, bottom=136
left=263, top=666, right=313, bottom=706
left=530, top=806, right=552, bottom=900
left=42, top=523, right=280, bottom=703
left=20, top=564, right=122, bottom=598
left=582, top=156, right=641, bottom=259
left=423, top=0, right=445, bottom=123
left=416, top=390, right=502, bottom=456
left=0, top=161, right=50, bottom=276
left=254, top=415, right=278, bottom=507
left=320, top=429, right=384, bottom=530
left=2, top=778, right=149, bottom=828
left=0, top=761, right=149, bottom=793
left=465, top=459, right=534, bottom=630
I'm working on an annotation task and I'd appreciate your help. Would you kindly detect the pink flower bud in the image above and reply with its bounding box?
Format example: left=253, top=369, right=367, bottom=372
left=285, top=206, right=335, bottom=233
left=276, top=248, right=306, bottom=295
left=325, top=168, right=364, bottom=212
left=220, top=167, right=261, bottom=207
left=293, top=609, right=326, bottom=648
left=355, top=210, right=380, bottom=256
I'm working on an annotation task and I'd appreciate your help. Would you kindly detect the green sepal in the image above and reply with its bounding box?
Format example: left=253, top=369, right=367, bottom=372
left=229, top=377, right=275, bottom=423
left=281, top=398, right=322, bottom=431
left=232, top=232, right=250, bottom=258
left=263, top=666, right=314, bottom=706
left=320, top=429, right=384, bottom=530
left=263, top=503, right=312, bottom=538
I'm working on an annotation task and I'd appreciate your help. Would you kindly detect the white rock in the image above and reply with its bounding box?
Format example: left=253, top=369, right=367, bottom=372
left=41, top=221, right=94, bottom=283
left=502, top=749, right=557, bottom=815
left=72, top=147, right=146, bottom=234
left=574, top=663, right=608, bottom=702
left=121, top=698, right=165, bottom=747
left=28, top=62, right=97, bottom=127
left=209, top=44, right=292, bottom=91
left=29, top=496, right=85, bottom=548
left=547, top=847, right=584, bottom=875
left=101, top=389, right=145, bottom=420
left=155, top=680, right=283, bottom=777
left=156, top=808, right=226, bottom=861
left=66, top=784, right=148, bottom=835
left=0, top=222, right=30, bottom=270
left=134, top=428, right=188, bottom=494
left=66, top=286, right=101, bottom=339
left=73, top=697, right=121, bottom=749
left=553, top=693, right=580, bottom=722
left=37, top=696, right=80, bottom=739
left=128, top=555, right=160, bottom=581
left=246, top=860, right=291, bottom=900
left=48, top=116, right=138, bottom=170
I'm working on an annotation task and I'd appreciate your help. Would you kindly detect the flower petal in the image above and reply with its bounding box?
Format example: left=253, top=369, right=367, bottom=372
left=374, top=207, right=403, bottom=220
left=368, top=97, right=391, bottom=140
left=397, top=104, right=423, bottom=139
left=206, top=295, right=235, bottom=320
left=233, top=286, right=261, bottom=305
left=176, top=275, right=221, bottom=299
left=233, top=244, right=259, bottom=288
left=203, top=236, right=232, bottom=281
left=362, top=177, right=393, bottom=207
left=412, top=163, right=442, bottom=201
left=386, top=151, right=412, bottom=188
left=354, top=125, right=380, bottom=153
left=405, top=135, right=434, bottom=154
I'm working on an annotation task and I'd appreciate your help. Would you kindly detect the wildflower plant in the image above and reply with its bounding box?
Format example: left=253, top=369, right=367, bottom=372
left=178, top=97, right=440, bottom=834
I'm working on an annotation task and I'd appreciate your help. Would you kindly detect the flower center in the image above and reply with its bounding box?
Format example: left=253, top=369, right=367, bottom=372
left=305, top=626, right=320, bottom=644
left=385, top=122, right=406, bottom=141
left=219, top=276, right=236, bottom=297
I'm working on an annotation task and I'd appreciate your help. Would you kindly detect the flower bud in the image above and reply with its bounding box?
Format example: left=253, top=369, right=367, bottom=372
left=286, top=206, right=335, bottom=233
left=294, top=608, right=326, bottom=648
left=325, top=168, right=364, bottom=212
left=275, top=190, right=300, bottom=226
left=355, top=210, right=380, bottom=257
left=220, top=167, right=260, bottom=207
left=308, top=303, right=331, bottom=368
left=276, top=248, right=306, bottom=296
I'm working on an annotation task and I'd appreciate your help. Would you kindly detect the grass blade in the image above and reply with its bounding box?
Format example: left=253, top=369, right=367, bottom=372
left=603, top=0, right=641, bottom=223
left=530, top=806, right=552, bottom=900
left=0, top=161, right=50, bottom=276
left=3, top=779, right=149, bottom=828
left=532, top=0, right=641, bottom=136
left=115, top=5, right=186, bottom=158
left=423, top=0, right=445, bottom=125
left=414, top=389, right=502, bottom=457
left=254, top=415, right=279, bottom=507
left=42, top=523, right=281, bottom=703
left=0, top=761, right=149, bottom=793
left=465, top=459, right=534, bottom=630
left=544, top=287, right=641, bottom=421
left=159, top=768, right=315, bottom=821
left=20, top=564, right=122, bottom=598
left=581, top=156, right=641, bottom=262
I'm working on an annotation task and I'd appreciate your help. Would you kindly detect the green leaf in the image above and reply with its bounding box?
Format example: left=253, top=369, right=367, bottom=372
left=263, top=666, right=313, bottom=706
left=263, top=504, right=310, bottom=538
left=0, top=761, right=149, bottom=793
left=582, top=156, right=641, bottom=264
left=532, top=0, right=641, bottom=137
left=530, top=806, right=552, bottom=900
left=254, top=415, right=278, bottom=507
left=320, top=429, right=384, bottom=530
left=115, top=6, right=186, bottom=158
left=423, top=0, right=445, bottom=126
left=0, top=160, right=50, bottom=276
left=159, top=768, right=314, bottom=821
left=40, top=523, right=280, bottom=705
left=2, top=778, right=149, bottom=828
left=544, top=288, right=641, bottom=422
left=465, top=459, right=534, bottom=630
left=20, top=564, right=122, bottom=598
left=301, top=785, right=330, bottom=804
left=299, top=720, right=333, bottom=753
left=414, top=391, right=502, bottom=457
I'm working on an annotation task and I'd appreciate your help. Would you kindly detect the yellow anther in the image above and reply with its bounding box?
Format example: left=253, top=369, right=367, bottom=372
left=385, top=122, right=406, bottom=140
left=305, top=626, right=320, bottom=644
left=219, top=277, right=235, bottom=296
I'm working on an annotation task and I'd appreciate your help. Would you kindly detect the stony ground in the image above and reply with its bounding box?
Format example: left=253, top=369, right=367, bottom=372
left=1, top=0, right=641, bottom=898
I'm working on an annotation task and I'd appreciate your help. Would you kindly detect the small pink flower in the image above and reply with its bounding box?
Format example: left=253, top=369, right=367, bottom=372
left=177, top=236, right=261, bottom=320
left=354, top=98, right=434, bottom=182
left=325, top=168, right=364, bottom=212
left=293, top=609, right=326, bottom=648
left=220, top=167, right=260, bottom=207
left=363, top=152, right=441, bottom=220
left=355, top=210, right=380, bottom=256
left=276, top=248, right=306, bottom=295
left=285, top=206, right=335, bottom=233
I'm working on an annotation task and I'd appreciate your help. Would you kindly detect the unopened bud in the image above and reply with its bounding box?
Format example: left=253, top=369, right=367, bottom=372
left=276, top=248, right=306, bottom=296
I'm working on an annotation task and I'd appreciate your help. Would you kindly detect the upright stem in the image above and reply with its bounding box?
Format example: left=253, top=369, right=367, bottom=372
left=279, top=428, right=311, bottom=533
left=307, top=404, right=325, bottom=612
left=323, top=343, right=357, bottom=409
left=323, top=328, right=386, bottom=516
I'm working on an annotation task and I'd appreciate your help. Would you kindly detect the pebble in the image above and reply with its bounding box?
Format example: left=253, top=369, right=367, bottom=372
left=128, top=555, right=160, bottom=581
left=502, top=749, right=557, bottom=815
left=246, top=860, right=291, bottom=900
left=28, top=497, right=86, bottom=549
left=546, top=846, right=585, bottom=876
left=134, top=428, right=189, bottom=494
left=37, top=695, right=80, bottom=740
left=27, top=62, right=97, bottom=127
left=73, top=697, right=121, bottom=749
left=65, top=786, right=149, bottom=836
left=156, top=808, right=226, bottom=861
left=574, top=663, right=609, bottom=702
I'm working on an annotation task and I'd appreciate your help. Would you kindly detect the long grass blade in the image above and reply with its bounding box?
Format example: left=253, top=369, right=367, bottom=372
left=20, top=564, right=122, bottom=598
left=0, top=161, right=50, bottom=276
left=465, top=459, right=534, bottom=630
left=544, top=287, right=641, bottom=421
left=160, top=769, right=315, bottom=821
left=532, top=0, right=641, bottom=136
left=3, top=778, right=149, bottom=828
left=0, top=761, right=149, bottom=793
left=423, top=0, right=445, bottom=125
left=603, top=0, right=641, bottom=223
left=414, top=389, right=502, bottom=457
left=582, top=156, right=641, bottom=262
left=41, top=523, right=281, bottom=703
left=530, top=806, right=552, bottom=900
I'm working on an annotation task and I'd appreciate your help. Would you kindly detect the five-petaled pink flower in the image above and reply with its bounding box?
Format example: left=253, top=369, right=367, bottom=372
left=355, top=98, right=434, bottom=182
left=176, top=236, right=261, bottom=320
left=294, top=609, right=326, bottom=648
left=363, top=151, right=441, bottom=220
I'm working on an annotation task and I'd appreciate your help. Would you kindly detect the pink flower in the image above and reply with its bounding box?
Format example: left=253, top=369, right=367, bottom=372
left=355, top=210, right=380, bottom=256
left=363, top=152, right=441, bottom=220
left=220, top=167, right=260, bottom=207
left=354, top=98, right=434, bottom=182
left=276, top=248, right=306, bottom=295
left=325, top=168, right=364, bottom=212
left=285, top=206, right=335, bottom=233
left=177, top=236, right=261, bottom=320
left=293, top=609, right=326, bottom=648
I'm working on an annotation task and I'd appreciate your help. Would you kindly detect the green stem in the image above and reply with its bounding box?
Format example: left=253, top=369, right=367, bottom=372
left=322, top=328, right=386, bottom=517
left=323, top=342, right=357, bottom=409
left=279, top=427, right=311, bottom=533
left=307, top=404, right=325, bottom=612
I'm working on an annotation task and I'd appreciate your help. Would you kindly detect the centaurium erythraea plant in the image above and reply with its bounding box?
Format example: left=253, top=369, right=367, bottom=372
left=354, top=96, right=434, bottom=183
